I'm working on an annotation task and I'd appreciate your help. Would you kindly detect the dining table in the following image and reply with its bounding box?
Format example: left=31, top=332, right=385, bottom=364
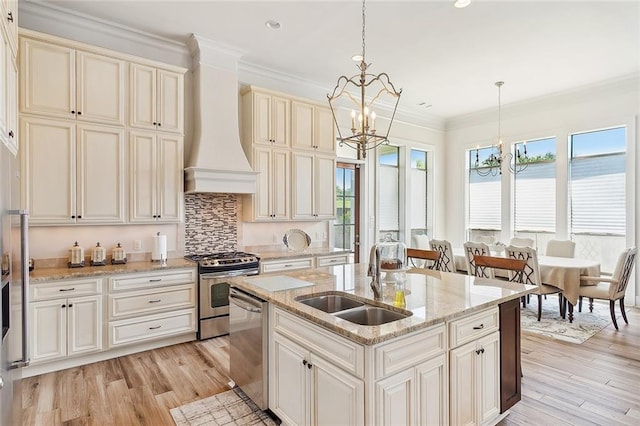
left=453, top=248, right=601, bottom=322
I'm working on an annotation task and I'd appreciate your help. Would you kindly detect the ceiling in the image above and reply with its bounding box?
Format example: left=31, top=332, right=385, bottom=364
left=26, top=0, right=640, bottom=121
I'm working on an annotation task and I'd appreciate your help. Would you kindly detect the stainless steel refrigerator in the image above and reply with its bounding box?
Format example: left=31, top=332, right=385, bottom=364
left=1, top=141, right=29, bottom=425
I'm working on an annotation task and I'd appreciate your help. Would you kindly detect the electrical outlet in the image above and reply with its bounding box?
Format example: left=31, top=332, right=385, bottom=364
left=134, top=240, right=142, bottom=251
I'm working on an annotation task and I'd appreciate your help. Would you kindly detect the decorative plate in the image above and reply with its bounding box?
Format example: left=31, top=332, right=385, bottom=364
left=283, top=229, right=311, bottom=252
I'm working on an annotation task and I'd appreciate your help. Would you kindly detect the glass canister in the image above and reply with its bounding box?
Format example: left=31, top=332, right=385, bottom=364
left=111, top=242, right=127, bottom=264
left=378, top=233, right=407, bottom=271
left=68, top=241, right=85, bottom=268
left=90, top=242, right=107, bottom=266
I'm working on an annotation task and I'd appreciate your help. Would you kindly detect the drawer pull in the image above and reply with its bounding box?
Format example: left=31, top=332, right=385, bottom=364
left=149, top=279, right=162, bottom=282
left=59, top=288, right=75, bottom=292
left=148, top=299, right=162, bottom=304
left=473, top=324, right=484, bottom=330
left=284, top=264, right=294, bottom=268
left=149, top=325, right=161, bottom=330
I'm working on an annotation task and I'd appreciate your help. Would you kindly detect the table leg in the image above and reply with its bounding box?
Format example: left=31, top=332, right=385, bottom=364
left=568, top=301, right=574, bottom=323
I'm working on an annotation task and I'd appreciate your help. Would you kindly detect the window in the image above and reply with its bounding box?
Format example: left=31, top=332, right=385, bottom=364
left=514, top=137, right=556, bottom=232
left=334, top=163, right=358, bottom=253
left=379, top=145, right=400, bottom=241
left=468, top=146, right=501, bottom=232
left=570, top=127, right=626, bottom=235
left=410, top=149, right=428, bottom=238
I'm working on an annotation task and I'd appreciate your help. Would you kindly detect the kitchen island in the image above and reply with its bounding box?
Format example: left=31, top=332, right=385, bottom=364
left=230, top=264, right=535, bottom=426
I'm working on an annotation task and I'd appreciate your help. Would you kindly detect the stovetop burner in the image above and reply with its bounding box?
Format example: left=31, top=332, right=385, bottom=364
left=185, top=251, right=260, bottom=272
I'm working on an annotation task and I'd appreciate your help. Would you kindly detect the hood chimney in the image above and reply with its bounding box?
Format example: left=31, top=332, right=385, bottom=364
left=184, top=35, right=257, bottom=193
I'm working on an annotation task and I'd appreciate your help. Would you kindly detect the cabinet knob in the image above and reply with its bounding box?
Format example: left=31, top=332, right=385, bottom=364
left=302, top=359, right=307, bottom=366
left=157, top=123, right=161, bottom=127
left=71, top=215, right=76, bottom=219
left=61, top=304, right=66, bottom=308
left=68, top=304, right=73, bottom=308
left=77, top=111, right=82, bottom=116
left=307, top=363, right=313, bottom=369
left=71, top=110, right=75, bottom=114
left=153, top=122, right=157, bottom=126
left=8, top=130, right=14, bottom=138
left=475, top=348, right=485, bottom=355
left=157, top=215, right=161, bottom=219
left=7, top=11, right=13, bottom=22
left=153, top=215, right=157, bottom=218
left=77, top=215, right=82, bottom=219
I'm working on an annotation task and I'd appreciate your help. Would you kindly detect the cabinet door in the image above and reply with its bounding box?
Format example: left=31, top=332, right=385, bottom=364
left=375, top=367, right=414, bottom=426
left=21, top=117, right=76, bottom=224
left=271, top=149, right=290, bottom=220
left=271, top=96, right=289, bottom=147
left=312, top=354, right=364, bottom=426
left=477, top=332, right=500, bottom=425
left=20, top=38, right=76, bottom=119
left=76, top=51, right=125, bottom=125
left=4, top=51, right=16, bottom=155
left=129, top=130, right=157, bottom=222
left=157, top=69, right=183, bottom=133
left=271, top=333, right=309, bottom=426
left=157, top=133, right=183, bottom=222
left=313, top=154, right=336, bottom=219
left=30, top=299, right=66, bottom=363
left=291, top=101, right=314, bottom=150
left=130, top=63, right=157, bottom=130
left=417, top=353, right=448, bottom=426
left=1, top=0, right=16, bottom=55
left=449, top=341, right=477, bottom=426
left=0, top=24, right=7, bottom=145
left=292, top=151, right=315, bottom=220
left=253, top=148, right=272, bottom=220
left=253, top=92, right=272, bottom=145
left=314, top=106, right=335, bottom=153
left=67, top=295, right=103, bottom=356
left=76, top=124, right=125, bottom=223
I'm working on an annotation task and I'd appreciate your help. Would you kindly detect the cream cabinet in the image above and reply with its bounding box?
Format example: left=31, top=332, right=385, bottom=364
left=29, top=278, right=103, bottom=364
left=291, top=101, right=335, bottom=154
left=21, top=116, right=125, bottom=224
left=244, top=147, right=290, bottom=221
left=130, top=63, right=183, bottom=133
left=129, top=130, right=183, bottom=223
left=242, top=90, right=290, bottom=147
left=0, top=0, right=16, bottom=55
left=260, top=256, right=315, bottom=274
left=20, top=37, right=126, bottom=126
left=292, top=151, right=336, bottom=220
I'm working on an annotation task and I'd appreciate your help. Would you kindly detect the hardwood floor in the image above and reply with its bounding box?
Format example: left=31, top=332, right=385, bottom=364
left=21, top=307, right=640, bottom=425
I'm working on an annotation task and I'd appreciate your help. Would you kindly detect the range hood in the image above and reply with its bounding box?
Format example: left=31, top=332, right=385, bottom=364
left=184, top=35, right=257, bottom=194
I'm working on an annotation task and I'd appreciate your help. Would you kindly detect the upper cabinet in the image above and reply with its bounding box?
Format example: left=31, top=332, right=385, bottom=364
left=0, top=0, right=16, bottom=55
left=20, top=38, right=126, bottom=126
left=130, top=63, right=183, bottom=134
left=242, top=89, right=290, bottom=147
left=0, top=2, right=16, bottom=155
left=291, top=101, right=335, bottom=154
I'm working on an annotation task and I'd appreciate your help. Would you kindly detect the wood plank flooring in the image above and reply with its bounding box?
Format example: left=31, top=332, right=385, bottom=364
left=20, top=307, right=640, bottom=425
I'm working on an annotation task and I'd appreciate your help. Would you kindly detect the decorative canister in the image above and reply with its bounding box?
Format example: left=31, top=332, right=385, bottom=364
left=90, top=242, right=107, bottom=266
left=111, top=243, right=127, bottom=265
left=68, top=241, right=85, bottom=268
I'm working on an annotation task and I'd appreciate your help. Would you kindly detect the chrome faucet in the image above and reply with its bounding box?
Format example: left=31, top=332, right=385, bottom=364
left=368, top=245, right=382, bottom=300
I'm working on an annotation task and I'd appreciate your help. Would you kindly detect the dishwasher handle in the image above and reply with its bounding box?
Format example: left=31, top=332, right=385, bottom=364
left=229, top=289, right=263, bottom=313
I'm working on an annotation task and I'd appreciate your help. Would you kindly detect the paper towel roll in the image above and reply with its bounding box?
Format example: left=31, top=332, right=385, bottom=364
left=152, top=233, right=167, bottom=261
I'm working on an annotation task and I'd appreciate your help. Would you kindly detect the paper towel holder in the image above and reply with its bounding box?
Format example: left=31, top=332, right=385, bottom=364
left=152, top=232, right=168, bottom=263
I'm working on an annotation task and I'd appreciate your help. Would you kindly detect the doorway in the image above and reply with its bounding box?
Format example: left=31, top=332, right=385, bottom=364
left=334, top=162, right=360, bottom=262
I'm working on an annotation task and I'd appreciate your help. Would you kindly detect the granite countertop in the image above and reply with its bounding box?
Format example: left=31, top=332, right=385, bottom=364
left=29, top=258, right=196, bottom=283
left=255, top=247, right=351, bottom=261
left=230, top=264, right=535, bottom=346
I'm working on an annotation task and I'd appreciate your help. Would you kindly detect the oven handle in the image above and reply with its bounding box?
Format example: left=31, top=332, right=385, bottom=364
left=229, top=290, right=262, bottom=313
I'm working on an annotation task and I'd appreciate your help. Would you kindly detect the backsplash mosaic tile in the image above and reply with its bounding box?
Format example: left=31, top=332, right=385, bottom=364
left=184, top=193, right=238, bottom=255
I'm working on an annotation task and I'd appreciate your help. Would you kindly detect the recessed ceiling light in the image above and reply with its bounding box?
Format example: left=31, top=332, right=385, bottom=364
left=454, top=0, right=471, bottom=8
left=265, top=20, right=281, bottom=30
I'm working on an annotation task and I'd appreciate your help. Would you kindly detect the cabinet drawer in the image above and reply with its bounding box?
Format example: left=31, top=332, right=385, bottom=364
left=374, top=323, right=446, bottom=380
left=316, top=254, right=350, bottom=267
left=272, top=307, right=364, bottom=377
left=109, top=268, right=197, bottom=292
left=31, top=277, right=103, bottom=301
left=108, top=284, right=195, bottom=320
left=108, top=308, right=196, bottom=347
left=261, top=257, right=314, bottom=274
left=448, top=307, right=499, bottom=349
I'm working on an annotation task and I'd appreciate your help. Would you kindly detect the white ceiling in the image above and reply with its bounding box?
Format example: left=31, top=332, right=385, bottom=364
left=27, top=0, right=640, bottom=120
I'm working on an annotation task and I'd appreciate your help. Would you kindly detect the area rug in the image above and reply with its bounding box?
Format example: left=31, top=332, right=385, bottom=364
left=520, top=297, right=611, bottom=344
left=170, top=387, right=278, bottom=426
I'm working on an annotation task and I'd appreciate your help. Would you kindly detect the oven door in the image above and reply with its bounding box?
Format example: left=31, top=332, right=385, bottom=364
left=199, top=275, right=230, bottom=319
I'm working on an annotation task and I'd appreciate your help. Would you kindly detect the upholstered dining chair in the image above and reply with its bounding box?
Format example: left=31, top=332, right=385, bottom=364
left=545, top=239, right=576, bottom=258
left=578, top=247, right=637, bottom=330
left=406, top=248, right=440, bottom=270
left=429, top=239, right=456, bottom=273
left=509, top=237, right=535, bottom=248
left=463, top=241, right=494, bottom=278
left=506, top=245, right=563, bottom=321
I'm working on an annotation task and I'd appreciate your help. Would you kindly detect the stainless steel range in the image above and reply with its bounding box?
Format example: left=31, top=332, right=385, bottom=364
left=185, top=252, right=260, bottom=340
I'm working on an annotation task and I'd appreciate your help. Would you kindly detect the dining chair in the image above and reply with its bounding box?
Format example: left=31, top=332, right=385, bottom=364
left=411, top=233, right=430, bottom=250
left=406, top=248, right=440, bottom=269
left=463, top=241, right=494, bottom=278
left=473, top=255, right=527, bottom=276
left=578, top=247, right=637, bottom=330
left=506, top=245, right=563, bottom=321
left=509, top=237, right=535, bottom=248
left=476, top=235, right=497, bottom=245
left=545, top=239, right=576, bottom=258
left=429, top=239, right=456, bottom=273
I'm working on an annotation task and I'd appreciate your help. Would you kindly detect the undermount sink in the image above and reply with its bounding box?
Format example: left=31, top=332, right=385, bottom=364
left=335, top=306, right=411, bottom=326
left=296, top=294, right=364, bottom=313
left=295, top=292, right=412, bottom=326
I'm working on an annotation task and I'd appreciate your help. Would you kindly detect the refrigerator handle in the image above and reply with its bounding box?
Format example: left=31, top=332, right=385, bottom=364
left=9, top=210, right=30, bottom=369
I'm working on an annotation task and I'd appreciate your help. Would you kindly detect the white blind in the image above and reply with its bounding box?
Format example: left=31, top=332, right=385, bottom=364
left=410, top=168, right=427, bottom=229
left=380, top=165, right=399, bottom=230
left=570, top=154, right=625, bottom=234
left=514, top=162, right=556, bottom=231
left=469, top=171, right=501, bottom=229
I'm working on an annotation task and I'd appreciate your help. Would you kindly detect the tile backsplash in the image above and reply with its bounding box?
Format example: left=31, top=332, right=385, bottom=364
left=184, top=193, right=238, bottom=255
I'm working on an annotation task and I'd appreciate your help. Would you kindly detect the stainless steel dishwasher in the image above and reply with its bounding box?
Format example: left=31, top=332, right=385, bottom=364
left=229, top=287, right=268, bottom=410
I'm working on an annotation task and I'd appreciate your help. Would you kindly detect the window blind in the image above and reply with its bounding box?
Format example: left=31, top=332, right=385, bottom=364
left=410, top=168, right=427, bottom=229
left=469, top=171, right=501, bottom=229
left=380, top=165, right=399, bottom=230
left=514, top=161, right=556, bottom=231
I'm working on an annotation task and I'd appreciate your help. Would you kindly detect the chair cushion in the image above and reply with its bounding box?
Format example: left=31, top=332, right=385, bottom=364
left=579, top=282, right=613, bottom=300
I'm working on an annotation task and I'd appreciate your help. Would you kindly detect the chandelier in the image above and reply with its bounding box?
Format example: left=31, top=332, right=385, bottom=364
left=474, top=81, right=528, bottom=176
left=327, top=0, right=402, bottom=159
